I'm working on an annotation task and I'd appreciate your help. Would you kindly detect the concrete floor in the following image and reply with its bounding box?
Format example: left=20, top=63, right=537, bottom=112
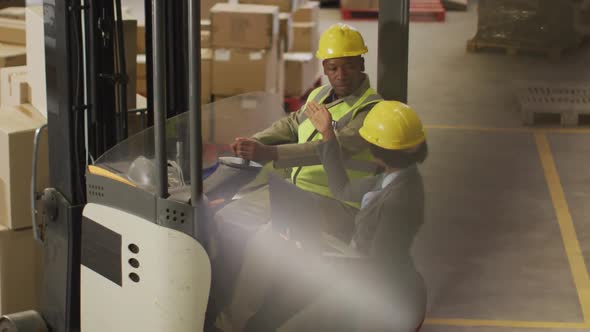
left=124, top=0, right=590, bottom=331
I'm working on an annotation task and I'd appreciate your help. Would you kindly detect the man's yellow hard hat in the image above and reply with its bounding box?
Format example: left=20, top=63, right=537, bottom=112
left=316, top=23, right=368, bottom=60
left=359, top=101, right=426, bottom=150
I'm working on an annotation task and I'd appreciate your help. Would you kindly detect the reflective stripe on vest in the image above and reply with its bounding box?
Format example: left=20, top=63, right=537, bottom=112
left=291, top=84, right=383, bottom=206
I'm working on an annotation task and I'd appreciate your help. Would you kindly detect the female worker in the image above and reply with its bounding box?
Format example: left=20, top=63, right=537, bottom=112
left=217, top=100, right=428, bottom=332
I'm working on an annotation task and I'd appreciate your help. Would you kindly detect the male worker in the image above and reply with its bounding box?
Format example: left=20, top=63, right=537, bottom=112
left=208, top=23, right=383, bottom=325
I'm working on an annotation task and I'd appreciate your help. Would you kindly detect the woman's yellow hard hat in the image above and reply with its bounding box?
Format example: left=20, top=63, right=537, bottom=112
left=316, top=23, right=368, bottom=60
left=359, top=101, right=426, bottom=150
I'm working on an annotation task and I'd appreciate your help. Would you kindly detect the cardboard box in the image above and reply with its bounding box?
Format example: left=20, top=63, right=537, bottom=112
left=202, top=0, right=227, bottom=20
left=0, top=7, right=25, bottom=20
left=284, top=52, right=317, bottom=96
left=0, top=227, right=42, bottom=314
left=341, top=0, right=378, bottom=10
left=0, top=1, right=24, bottom=10
left=291, top=22, right=318, bottom=53
left=278, top=13, right=293, bottom=52
left=0, top=43, right=25, bottom=68
left=276, top=43, right=285, bottom=97
left=137, top=54, right=146, bottom=80
left=293, top=1, right=319, bottom=22
left=137, top=24, right=145, bottom=54
left=202, top=48, right=212, bottom=103
left=201, top=30, right=211, bottom=48
left=211, top=3, right=279, bottom=49
left=0, top=65, right=29, bottom=107
left=201, top=19, right=211, bottom=31
left=0, top=104, right=49, bottom=230
left=26, top=6, right=45, bottom=117
left=239, top=0, right=299, bottom=13
left=0, top=17, right=25, bottom=45
left=136, top=51, right=211, bottom=101
left=212, top=41, right=279, bottom=95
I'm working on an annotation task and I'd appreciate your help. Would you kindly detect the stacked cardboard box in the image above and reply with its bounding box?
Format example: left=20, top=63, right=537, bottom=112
left=278, top=13, right=293, bottom=52
left=293, top=0, right=319, bottom=22
left=0, top=7, right=25, bottom=20
left=239, top=0, right=300, bottom=13
left=0, top=226, right=42, bottom=314
left=0, top=17, right=25, bottom=45
left=284, top=52, right=316, bottom=96
left=282, top=0, right=320, bottom=97
left=0, top=65, right=29, bottom=107
left=0, top=104, right=46, bottom=314
left=291, top=1, right=319, bottom=53
left=210, top=3, right=280, bottom=96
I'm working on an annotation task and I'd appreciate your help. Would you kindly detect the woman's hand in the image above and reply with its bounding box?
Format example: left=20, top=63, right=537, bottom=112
left=304, top=102, right=335, bottom=141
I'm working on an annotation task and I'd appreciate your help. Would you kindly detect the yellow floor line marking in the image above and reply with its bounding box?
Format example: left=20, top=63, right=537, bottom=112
left=425, top=124, right=590, bottom=134
left=535, top=132, right=590, bottom=322
left=424, top=318, right=590, bottom=329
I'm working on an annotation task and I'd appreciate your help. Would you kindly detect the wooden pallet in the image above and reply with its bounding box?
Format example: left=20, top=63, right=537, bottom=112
left=341, top=0, right=446, bottom=22
left=410, top=0, right=446, bottom=22
left=340, top=7, right=378, bottom=21
left=466, top=38, right=580, bottom=59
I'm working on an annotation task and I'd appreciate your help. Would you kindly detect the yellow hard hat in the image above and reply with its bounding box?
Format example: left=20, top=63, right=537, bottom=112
left=359, top=101, right=426, bottom=150
left=316, top=23, right=368, bottom=60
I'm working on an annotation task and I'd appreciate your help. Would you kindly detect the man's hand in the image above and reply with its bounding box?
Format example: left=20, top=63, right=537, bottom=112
left=305, top=102, right=335, bottom=141
left=231, top=137, right=278, bottom=162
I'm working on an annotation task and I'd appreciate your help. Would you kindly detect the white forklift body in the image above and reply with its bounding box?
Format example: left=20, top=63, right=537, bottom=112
left=79, top=93, right=284, bottom=332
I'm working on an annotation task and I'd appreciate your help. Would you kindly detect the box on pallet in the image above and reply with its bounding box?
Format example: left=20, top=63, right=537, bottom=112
left=278, top=13, right=293, bottom=52
left=0, top=104, right=49, bottom=230
left=293, top=1, right=319, bottom=22
left=136, top=50, right=212, bottom=103
left=0, top=65, right=29, bottom=107
left=137, top=24, right=145, bottom=54
left=0, top=7, right=25, bottom=20
left=0, top=17, right=25, bottom=45
left=211, top=3, right=279, bottom=50
left=292, top=22, right=318, bottom=53
left=212, top=40, right=279, bottom=95
left=0, top=43, right=25, bottom=69
left=239, top=0, right=299, bottom=13
left=201, top=30, right=211, bottom=48
left=284, top=52, right=317, bottom=97
left=0, top=1, right=24, bottom=10
left=341, top=0, right=379, bottom=10
left=202, top=0, right=227, bottom=19
left=0, top=226, right=42, bottom=315
left=574, top=0, right=590, bottom=35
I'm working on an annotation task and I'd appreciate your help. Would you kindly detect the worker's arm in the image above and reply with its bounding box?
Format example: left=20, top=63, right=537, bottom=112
left=272, top=105, right=371, bottom=168
left=308, top=102, right=378, bottom=202
left=316, top=137, right=378, bottom=202
left=231, top=109, right=302, bottom=162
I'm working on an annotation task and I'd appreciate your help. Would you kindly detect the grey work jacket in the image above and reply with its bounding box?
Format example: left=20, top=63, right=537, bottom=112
left=316, top=138, right=425, bottom=276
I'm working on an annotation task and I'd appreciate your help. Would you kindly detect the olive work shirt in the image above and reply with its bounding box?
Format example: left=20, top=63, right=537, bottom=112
left=251, top=74, right=376, bottom=169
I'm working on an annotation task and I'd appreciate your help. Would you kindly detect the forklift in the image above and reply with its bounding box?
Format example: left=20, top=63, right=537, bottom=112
left=0, top=0, right=411, bottom=331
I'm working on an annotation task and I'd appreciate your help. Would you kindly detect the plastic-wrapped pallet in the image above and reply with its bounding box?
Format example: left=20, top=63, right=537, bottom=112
left=474, top=0, right=580, bottom=49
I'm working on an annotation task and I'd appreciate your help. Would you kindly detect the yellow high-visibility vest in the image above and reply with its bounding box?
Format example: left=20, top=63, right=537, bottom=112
left=292, top=84, right=382, bottom=206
